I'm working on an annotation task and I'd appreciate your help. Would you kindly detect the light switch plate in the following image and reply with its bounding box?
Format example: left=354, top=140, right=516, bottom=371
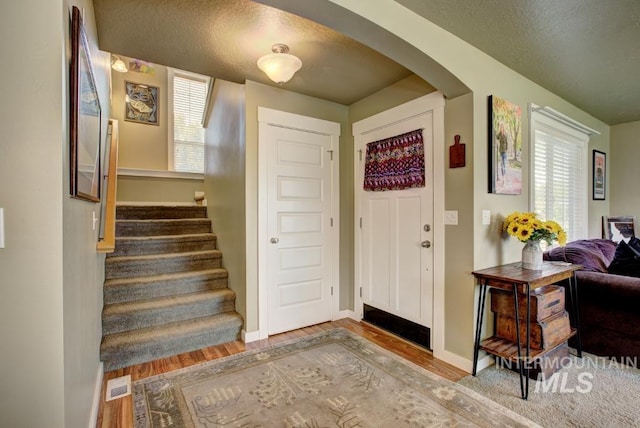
left=482, top=210, right=491, bottom=225
left=444, top=210, right=458, bottom=225
left=0, top=208, right=4, bottom=248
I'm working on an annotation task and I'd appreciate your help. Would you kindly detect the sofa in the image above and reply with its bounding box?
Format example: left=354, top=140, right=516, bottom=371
left=544, top=238, right=640, bottom=365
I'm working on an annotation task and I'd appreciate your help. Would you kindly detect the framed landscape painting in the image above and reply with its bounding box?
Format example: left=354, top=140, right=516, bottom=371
left=603, top=216, right=636, bottom=242
left=488, top=95, right=522, bottom=194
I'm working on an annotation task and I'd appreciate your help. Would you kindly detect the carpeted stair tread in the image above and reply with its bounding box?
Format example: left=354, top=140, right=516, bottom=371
left=110, top=233, right=217, bottom=257
left=101, top=204, right=244, bottom=371
left=105, top=250, right=222, bottom=279
left=116, top=205, right=207, bottom=220
left=104, top=268, right=229, bottom=304
left=116, top=218, right=212, bottom=237
left=102, top=289, right=237, bottom=335
left=100, top=312, right=243, bottom=371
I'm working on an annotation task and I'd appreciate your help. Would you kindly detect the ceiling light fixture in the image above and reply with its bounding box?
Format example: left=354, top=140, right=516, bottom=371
left=257, top=44, right=302, bottom=85
left=111, top=55, right=128, bottom=73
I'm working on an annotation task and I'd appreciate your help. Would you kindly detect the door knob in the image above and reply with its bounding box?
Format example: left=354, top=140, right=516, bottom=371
left=421, top=240, right=431, bottom=248
left=270, top=237, right=279, bottom=244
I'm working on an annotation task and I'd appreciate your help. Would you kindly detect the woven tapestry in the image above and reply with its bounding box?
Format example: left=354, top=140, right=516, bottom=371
left=363, top=129, right=425, bottom=191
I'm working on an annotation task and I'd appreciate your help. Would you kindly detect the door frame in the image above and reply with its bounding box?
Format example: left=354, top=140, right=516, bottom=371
left=353, top=92, right=445, bottom=358
left=257, top=106, right=341, bottom=339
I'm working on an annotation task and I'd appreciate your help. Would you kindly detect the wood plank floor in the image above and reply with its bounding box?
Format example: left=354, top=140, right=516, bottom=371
left=97, top=318, right=468, bottom=427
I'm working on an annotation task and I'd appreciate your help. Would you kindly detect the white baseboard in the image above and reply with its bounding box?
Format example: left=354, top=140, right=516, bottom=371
left=242, top=329, right=263, bottom=343
left=335, top=309, right=357, bottom=321
left=89, top=362, right=104, bottom=428
left=434, top=348, right=494, bottom=373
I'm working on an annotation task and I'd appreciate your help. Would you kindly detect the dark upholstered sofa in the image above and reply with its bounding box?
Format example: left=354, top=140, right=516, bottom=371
left=544, top=239, right=640, bottom=365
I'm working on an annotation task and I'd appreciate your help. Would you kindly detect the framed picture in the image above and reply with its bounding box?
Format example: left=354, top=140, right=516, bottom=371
left=125, top=81, right=159, bottom=125
left=488, top=95, right=522, bottom=194
left=69, top=6, right=101, bottom=203
left=603, top=216, right=636, bottom=242
left=593, top=150, right=606, bottom=200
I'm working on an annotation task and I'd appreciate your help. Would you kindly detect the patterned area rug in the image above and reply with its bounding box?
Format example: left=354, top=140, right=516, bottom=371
left=133, top=329, right=539, bottom=427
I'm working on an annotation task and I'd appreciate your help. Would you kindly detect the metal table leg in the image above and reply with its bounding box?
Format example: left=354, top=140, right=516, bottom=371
left=513, top=284, right=526, bottom=399
left=569, top=272, right=583, bottom=358
left=472, top=282, right=488, bottom=376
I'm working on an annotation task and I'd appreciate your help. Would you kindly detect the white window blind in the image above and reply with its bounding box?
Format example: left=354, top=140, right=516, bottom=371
left=170, top=71, right=208, bottom=173
left=531, top=112, right=589, bottom=242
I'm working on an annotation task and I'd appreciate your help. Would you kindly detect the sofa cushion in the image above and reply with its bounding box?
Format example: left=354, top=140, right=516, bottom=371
left=544, top=239, right=616, bottom=272
left=608, top=237, right=640, bottom=277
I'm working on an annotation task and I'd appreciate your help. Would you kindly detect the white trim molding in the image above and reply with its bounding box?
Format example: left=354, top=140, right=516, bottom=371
left=117, top=167, right=204, bottom=180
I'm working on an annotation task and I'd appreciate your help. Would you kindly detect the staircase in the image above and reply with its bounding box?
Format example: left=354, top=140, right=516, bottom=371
left=100, top=205, right=243, bottom=371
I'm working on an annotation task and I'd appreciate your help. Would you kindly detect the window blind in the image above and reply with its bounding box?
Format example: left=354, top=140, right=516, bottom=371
left=531, top=117, right=588, bottom=242
left=172, top=75, right=207, bottom=173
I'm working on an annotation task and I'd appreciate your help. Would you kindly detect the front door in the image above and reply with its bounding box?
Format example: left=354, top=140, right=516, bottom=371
left=354, top=98, right=436, bottom=334
left=259, top=108, right=340, bottom=336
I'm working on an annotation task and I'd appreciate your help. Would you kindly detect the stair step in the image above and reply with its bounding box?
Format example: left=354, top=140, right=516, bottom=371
left=102, top=289, right=236, bottom=335
left=116, top=205, right=207, bottom=220
left=100, top=312, right=244, bottom=371
left=116, top=218, right=212, bottom=237
left=104, top=268, right=229, bottom=304
left=105, top=250, right=222, bottom=279
left=109, top=233, right=217, bottom=257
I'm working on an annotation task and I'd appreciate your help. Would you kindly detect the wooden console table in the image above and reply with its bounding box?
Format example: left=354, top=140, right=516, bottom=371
left=471, top=261, right=583, bottom=399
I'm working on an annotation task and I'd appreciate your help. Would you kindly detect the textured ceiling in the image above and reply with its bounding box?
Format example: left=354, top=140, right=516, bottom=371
left=396, top=0, right=640, bottom=125
left=94, top=0, right=640, bottom=125
left=93, top=0, right=413, bottom=106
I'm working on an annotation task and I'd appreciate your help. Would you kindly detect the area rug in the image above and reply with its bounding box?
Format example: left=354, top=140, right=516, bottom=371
left=458, top=352, right=640, bottom=427
left=133, top=328, right=538, bottom=427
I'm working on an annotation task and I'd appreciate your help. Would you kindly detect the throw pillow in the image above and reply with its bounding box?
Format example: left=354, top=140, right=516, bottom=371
left=608, top=238, right=640, bottom=278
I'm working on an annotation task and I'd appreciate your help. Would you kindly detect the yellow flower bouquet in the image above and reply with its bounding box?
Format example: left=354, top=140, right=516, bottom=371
left=503, top=211, right=567, bottom=246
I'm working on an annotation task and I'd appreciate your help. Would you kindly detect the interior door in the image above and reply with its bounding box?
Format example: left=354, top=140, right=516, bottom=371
left=263, top=118, right=337, bottom=335
left=355, top=109, right=434, bottom=330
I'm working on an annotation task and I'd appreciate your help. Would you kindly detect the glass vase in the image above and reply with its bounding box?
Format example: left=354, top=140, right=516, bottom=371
left=522, top=240, right=543, bottom=270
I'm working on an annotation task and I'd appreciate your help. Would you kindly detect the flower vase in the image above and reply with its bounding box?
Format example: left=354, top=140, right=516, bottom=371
left=522, top=240, right=543, bottom=270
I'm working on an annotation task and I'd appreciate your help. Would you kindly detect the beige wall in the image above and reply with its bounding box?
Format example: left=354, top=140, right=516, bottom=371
left=610, top=120, right=640, bottom=218
left=116, top=176, right=204, bottom=203
left=110, top=55, right=169, bottom=170
left=244, top=80, right=349, bottom=331
left=204, top=80, right=248, bottom=324
left=1, top=0, right=109, bottom=426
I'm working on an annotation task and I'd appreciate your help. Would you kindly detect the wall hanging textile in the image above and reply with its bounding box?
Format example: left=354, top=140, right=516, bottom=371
left=363, top=129, right=425, bottom=191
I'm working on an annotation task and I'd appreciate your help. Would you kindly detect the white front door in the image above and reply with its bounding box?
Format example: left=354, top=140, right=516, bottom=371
left=354, top=95, right=440, bottom=333
left=258, top=108, right=340, bottom=336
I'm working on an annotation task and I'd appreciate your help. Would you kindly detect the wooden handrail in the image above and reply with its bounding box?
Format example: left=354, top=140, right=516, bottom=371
left=97, top=119, right=119, bottom=253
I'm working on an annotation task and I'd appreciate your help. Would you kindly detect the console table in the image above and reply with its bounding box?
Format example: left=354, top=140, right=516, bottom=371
left=471, top=261, right=583, bottom=399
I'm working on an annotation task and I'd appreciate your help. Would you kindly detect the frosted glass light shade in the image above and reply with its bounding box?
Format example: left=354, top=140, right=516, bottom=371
left=111, top=55, right=128, bottom=73
left=257, top=52, right=302, bottom=84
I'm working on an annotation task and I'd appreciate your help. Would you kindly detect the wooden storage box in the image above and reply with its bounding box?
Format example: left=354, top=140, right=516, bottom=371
left=495, top=310, right=571, bottom=350
left=491, top=284, right=565, bottom=321
left=496, top=342, right=570, bottom=380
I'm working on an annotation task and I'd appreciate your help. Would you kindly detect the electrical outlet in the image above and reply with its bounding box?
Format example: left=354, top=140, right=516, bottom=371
left=482, top=210, right=491, bottom=225
left=444, top=210, right=458, bottom=225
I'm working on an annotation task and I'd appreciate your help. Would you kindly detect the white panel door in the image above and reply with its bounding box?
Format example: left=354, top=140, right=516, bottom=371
left=355, top=112, right=434, bottom=329
left=266, top=125, right=334, bottom=335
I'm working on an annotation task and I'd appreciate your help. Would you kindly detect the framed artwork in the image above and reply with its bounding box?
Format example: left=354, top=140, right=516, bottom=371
left=488, top=95, right=522, bottom=194
left=593, top=150, right=606, bottom=200
left=603, top=216, right=636, bottom=242
left=125, top=81, right=159, bottom=125
left=69, top=6, right=101, bottom=202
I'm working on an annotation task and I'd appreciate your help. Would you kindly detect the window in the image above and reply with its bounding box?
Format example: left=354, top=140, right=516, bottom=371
left=530, top=106, right=593, bottom=242
left=168, top=68, right=210, bottom=173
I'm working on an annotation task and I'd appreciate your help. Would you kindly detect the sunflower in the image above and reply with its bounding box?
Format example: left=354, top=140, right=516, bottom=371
left=503, top=211, right=567, bottom=246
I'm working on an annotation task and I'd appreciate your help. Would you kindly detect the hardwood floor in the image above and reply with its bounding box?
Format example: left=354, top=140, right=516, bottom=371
left=96, top=318, right=468, bottom=427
